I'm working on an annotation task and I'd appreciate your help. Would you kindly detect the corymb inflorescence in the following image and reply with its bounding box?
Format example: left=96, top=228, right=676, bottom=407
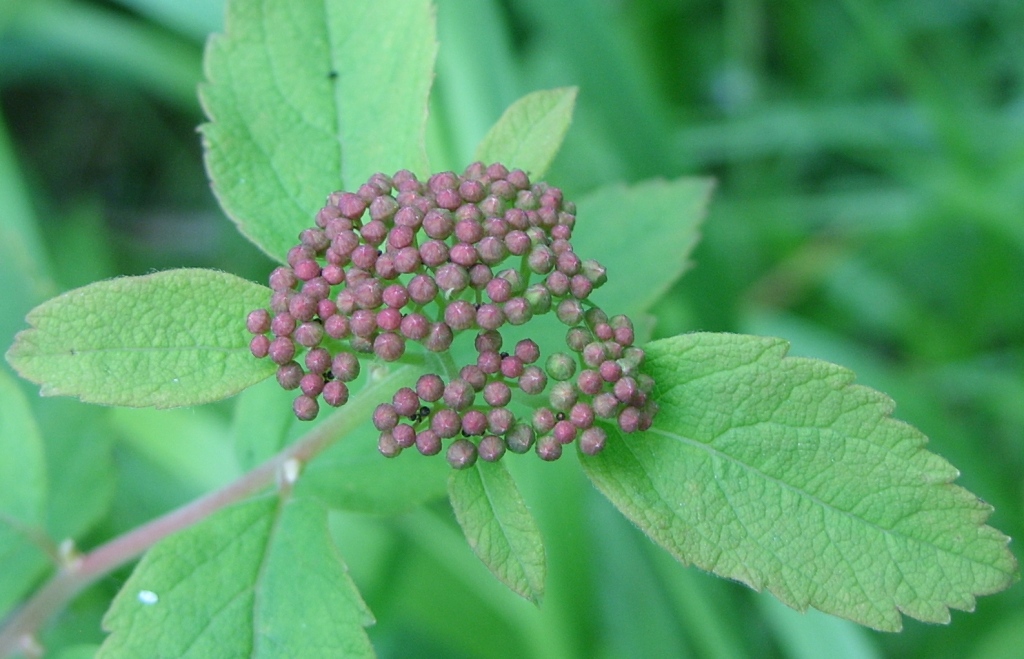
left=246, top=163, right=657, bottom=468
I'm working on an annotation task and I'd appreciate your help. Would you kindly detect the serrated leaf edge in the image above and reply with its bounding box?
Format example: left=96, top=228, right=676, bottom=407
left=448, top=463, right=547, bottom=604
left=583, top=332, right=1018, bottom=631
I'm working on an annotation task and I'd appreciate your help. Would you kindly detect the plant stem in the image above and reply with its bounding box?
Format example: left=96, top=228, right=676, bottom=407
left=0, top=361, right=422, bottom=658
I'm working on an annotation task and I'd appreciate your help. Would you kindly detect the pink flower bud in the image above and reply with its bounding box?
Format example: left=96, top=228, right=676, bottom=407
left=478, top=435, right=506, bottom=462
left=446, top=438, right=478, bottom=469
left=293, top=395, right=319, bottom=421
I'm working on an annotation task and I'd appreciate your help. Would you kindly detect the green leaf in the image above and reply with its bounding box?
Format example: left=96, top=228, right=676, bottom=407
left=200, top=0, right=437, bottom=261
left=0, top=372, right=46, bottom=526
left=231, top=376, right=298, bottom=471
left=448, top=461, right=546, bottom=604
left=297, top=418, right=450, bottom=515
left=581, top=332, right=1018, bottom=631
left=98, top=496, right=374, bottom=658
left=473, top=87, right=578, bottom=179
left=110, top=407, right=239, bottom=491
left=287, top=360, right=450, bottom=515
left=5, top=269, right=275, bottom=408
left=39, top=401, right=116, bottom=540
left=0, top=369, right=52, bottom=618
left=517, top=177, right=712, bottom=355
left=573, top=177, right=713, bottom=324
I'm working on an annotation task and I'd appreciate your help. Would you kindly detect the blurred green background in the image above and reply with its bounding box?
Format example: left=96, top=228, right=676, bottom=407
left=1, top=0, right=1021, bottom=657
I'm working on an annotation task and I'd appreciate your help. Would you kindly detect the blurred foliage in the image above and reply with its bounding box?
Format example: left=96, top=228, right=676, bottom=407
left=1, top=0, right=1020, bottom=657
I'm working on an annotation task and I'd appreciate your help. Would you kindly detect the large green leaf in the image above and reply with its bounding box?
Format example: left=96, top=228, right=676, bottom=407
left=6, top=269, right=275, bottom=408
left=448, top=461, right=547, bottom=604
left=581, top=332, right=1017, bottom=631
left=98, top=496, right=374, bottom=658
left=200, top=0, right=437, bottom=261
left=473, top=87, right=577, bottom=179
left=0, top=369, right=51, bottom=618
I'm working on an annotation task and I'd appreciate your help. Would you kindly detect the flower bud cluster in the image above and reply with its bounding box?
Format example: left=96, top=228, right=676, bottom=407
left=246, top=163, right=657, bottom=467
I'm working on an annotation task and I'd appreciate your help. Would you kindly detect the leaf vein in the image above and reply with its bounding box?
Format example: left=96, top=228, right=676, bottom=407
left=476, top=467, right=532, bottom=594
left=618, top=438, right=726, bottom=573
left=649, top=426, right=998, bottom=574
left=250, top=496, right=286, bottom=659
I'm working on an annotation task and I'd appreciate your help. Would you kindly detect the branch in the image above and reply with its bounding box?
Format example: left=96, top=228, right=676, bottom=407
left=0, top=361, right=421, bottom=658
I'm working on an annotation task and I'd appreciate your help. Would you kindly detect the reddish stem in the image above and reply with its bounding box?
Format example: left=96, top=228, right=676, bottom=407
left=0, top=361, right=421, bottom=658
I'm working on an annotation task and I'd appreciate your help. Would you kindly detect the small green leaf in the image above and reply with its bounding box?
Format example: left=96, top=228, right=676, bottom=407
left=448, top=461, right=546, bottom=604
left=473, top=87, right=578, bottom=179
left=574, top=177, right=713, bottom=323
left=98, top=496, right=374, bottom=658
left=6, top=269, right=275, bottom=408
left=200, top=0, right=437, bottom=261
left=581, top=332, right=1018, bottom=631
left=0, top=369, right=52, bottom=618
